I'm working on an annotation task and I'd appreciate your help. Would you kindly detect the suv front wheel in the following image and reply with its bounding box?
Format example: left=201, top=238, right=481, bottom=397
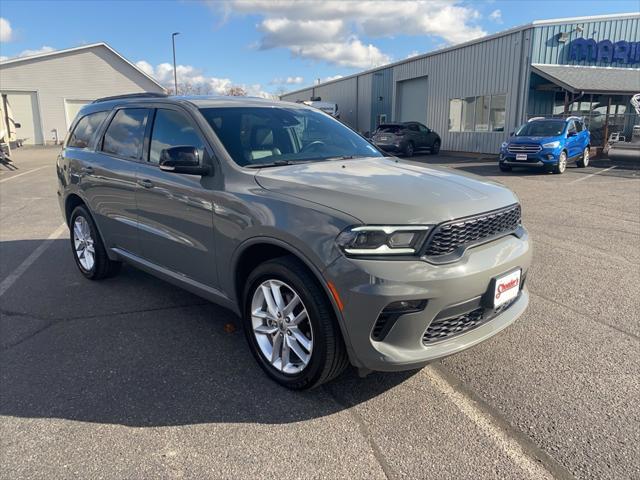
left=553, top=151, right=568, bottom=174
left=243, top=256, right=348, bottom=389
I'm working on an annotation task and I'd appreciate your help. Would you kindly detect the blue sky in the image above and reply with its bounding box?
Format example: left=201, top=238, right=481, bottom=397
left=0, top=1, right=637, bottom=96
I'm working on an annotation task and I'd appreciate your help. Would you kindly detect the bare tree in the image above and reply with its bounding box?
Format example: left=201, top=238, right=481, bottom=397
left=225, top=86, right=247, bottom=97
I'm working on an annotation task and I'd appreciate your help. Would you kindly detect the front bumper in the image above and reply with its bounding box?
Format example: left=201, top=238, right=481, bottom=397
left=499, top=149, right=560, bottom=167
left=323, top=230, right=532, bottom=371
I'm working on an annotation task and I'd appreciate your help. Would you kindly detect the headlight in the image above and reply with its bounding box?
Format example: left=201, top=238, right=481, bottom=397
left=542, top=141, right=560, bottom=149
left=501, top=142, right=508, bottom=149
left=336, top=225, right=431, bottom=255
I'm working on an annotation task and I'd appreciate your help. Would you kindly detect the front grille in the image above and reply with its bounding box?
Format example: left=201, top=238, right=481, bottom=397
left=423, top=297, right=518, bottom=344
left=423, top=204, right=521, bottom=260
left=508, top=144, right=541, bottom=154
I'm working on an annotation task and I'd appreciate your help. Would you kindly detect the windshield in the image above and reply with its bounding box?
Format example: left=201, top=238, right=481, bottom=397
left=199, top=106, right=381, bottom=167
left=376, top=125, right=404, bottom=134
left=515, top=120, right=565, bottom=137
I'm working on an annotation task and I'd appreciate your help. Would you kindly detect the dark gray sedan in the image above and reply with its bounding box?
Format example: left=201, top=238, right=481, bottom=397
left=372, top=122, right=441, bottom=157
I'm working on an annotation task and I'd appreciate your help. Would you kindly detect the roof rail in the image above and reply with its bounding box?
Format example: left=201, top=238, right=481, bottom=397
left=527, top=116, right=546, bottom=122
left=92, top=92, right=169, bottom=104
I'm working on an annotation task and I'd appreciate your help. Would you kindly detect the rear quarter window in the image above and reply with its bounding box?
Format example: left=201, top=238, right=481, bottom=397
left=67, top=111, right=108, bottom=149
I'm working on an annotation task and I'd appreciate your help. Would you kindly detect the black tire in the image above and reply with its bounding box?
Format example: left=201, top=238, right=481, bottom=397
left=553, top=151, right=568, bottom=174
left=499, top=163, right=512, bottom=172
left=404, top=141, right=414, bottom=157
left=577, top=147, right=590, bottom=168
left=431, top=140, right=441, bottom=155
left=69, top=205, right=121, bottom=280
left=243, top=256, right=348, bottom=390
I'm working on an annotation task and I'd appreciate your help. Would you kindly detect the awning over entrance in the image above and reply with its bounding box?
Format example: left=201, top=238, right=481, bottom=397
left=531, top=64, right=640, bottom=94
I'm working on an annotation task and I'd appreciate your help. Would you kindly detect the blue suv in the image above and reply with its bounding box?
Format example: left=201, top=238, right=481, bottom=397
left=499, top=117, right=590, bottom=174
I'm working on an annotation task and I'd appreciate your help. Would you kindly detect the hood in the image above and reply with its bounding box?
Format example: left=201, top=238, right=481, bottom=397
left=254, top=157, right=518, bottom=224
left=509, top=135, right=562, bottom=145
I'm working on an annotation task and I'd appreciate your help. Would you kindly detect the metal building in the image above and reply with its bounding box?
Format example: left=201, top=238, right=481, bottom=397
left=0, top=43, right=165, bottom=145
left=281, top=13, right=640, bottom=154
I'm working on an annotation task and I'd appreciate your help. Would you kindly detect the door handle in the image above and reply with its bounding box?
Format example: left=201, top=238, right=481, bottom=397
left=138, top=178, right=154, bottom=188
left=81, top=166, right=94, bottom=174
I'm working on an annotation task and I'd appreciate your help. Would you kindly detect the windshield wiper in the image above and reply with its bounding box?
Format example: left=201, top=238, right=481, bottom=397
left=245, top=160, right=298, bottom=169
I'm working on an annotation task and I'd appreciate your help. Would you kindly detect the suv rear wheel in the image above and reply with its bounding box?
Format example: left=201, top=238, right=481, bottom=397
left=404, top=141, right=414, bottom=157
left=70, top=206, right=121, bottom=279
left=243, top=256, right=348, bottom=389
left=577, top=147, right=590, bottom=168
left=553, top=151, right=567, bottom=174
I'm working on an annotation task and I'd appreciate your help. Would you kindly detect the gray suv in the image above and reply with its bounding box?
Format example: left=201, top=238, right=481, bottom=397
left=57, top=94, right=531, bottom=389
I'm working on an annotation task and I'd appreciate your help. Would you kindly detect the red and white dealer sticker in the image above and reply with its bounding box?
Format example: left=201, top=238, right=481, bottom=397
left=493, top=269, right=521, bottom=307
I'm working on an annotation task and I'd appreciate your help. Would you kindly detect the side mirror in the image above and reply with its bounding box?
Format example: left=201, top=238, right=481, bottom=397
left=159, top=146, right=210, bottom=175
left=567, top=131, right=577, bottom=137
left=509, top=131, right=514, bottom=136
left=14, top=122, right=21, bottom=128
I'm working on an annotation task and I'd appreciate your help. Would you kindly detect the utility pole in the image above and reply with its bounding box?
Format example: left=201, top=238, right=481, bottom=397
left=172, top=32, right=180, bottom=95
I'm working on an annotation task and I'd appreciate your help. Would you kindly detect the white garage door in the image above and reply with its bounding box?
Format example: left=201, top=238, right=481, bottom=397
left=65, top=99, right=91, bottom=128
left=397, top=76, right=428, bottom=125
left=1, top=91, right=44, bottom=145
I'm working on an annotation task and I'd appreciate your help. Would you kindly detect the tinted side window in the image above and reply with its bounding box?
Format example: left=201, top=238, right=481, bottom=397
left=567, top=121, right=577, bottom=134
left=149, top=109, right=205, bottom=164
left=67, top=111, right=108, bottom=149
left=418, top=124, right=428, bottom=132
left=102, top=109, right=149, bottom=160
left=408, top=124, right=419, bottom=132
left=575, top=121, right=583, bottom=132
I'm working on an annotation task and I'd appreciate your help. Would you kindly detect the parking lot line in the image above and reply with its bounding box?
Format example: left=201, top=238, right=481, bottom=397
left=0, top=166, right=50, bottom=184
left=423, top=366, right=556, bottom=480
left=0, top=223, right=67, bottom=297
left=568, top=166, right=616, bottom=184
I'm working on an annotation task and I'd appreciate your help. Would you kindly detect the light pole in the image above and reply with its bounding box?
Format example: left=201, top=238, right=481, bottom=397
left=172, top=32, right=180, bottom=95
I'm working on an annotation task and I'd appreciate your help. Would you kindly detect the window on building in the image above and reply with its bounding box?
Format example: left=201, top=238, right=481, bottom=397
left=448, top=99, right=463, bottom=132
left=449, top=94, right=507, bottom=133
left=102, top=109, right=150, bottom=160
left=67, top=111, right=108, bottom=149
left=149, top=109, right=205, bottom=164
left=462, top=97, right=475, bottom=132
left=489, top=94, right=506, bottom=132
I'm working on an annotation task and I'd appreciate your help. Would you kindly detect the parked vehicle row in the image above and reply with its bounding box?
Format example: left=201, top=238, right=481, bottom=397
left=58, top=94, right=530, bottom=389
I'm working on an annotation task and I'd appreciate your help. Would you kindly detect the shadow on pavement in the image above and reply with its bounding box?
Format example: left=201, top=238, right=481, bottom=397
left=0, top=239, right=417, bottom=427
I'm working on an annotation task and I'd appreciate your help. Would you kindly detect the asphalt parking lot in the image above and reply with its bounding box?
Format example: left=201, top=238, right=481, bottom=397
left=1, top=147, right=638, bottom=480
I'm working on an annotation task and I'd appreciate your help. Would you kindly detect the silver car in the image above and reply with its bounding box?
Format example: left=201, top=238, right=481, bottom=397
left=57, top=94, right=531, bottom=389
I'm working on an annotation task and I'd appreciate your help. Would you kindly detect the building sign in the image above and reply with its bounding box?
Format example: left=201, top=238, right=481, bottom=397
left=569, top=38, right=640, bottom=64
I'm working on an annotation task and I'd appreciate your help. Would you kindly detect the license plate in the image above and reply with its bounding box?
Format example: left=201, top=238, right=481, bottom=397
left=493, top=269, right=521, bottom=307
left=515, top=153, right=527, bottom=161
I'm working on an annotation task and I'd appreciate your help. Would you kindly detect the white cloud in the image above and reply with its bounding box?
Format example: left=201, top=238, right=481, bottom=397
left=0, top=17, right=13, bottom=42
left=0, top=45, right=56, bottom=62
left=213, top=1, right=487, bottom=68
left=135, top=60, right=275, bottom=98
left=291, top=38, right=390, bottom=68
left=324, top=74, right=343, bottom=82
left=489, top=9, right=503, bottom=24
left=271, top=76, right=304, bottom=85
left=406, top=50, right=420, bottom=59
left=16, top=45, right=55, bottom=57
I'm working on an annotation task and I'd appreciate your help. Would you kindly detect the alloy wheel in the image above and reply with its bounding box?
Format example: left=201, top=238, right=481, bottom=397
left=558, top=152, right=567, bottom=173
left=251, top=279, right=314, bottom=374
left=582, top=148, right=589, bottom=167
left=73, top=216, right=95, bottom=271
